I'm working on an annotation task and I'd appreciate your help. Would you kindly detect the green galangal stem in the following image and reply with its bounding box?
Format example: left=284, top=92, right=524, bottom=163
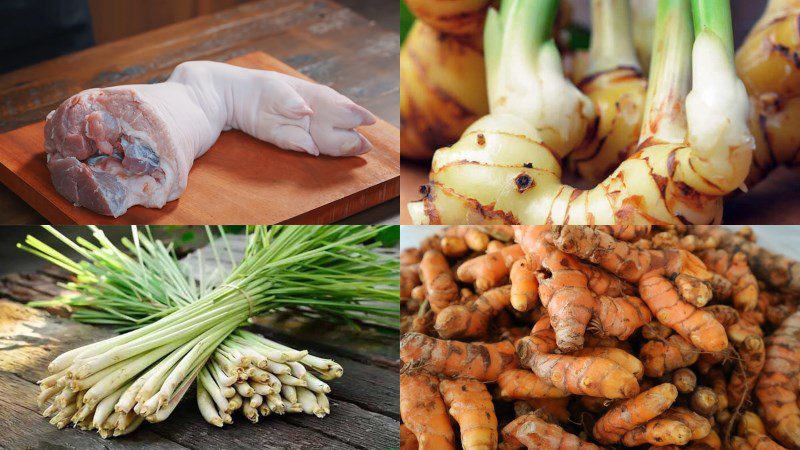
left=588, top=0, right=641, bottom=75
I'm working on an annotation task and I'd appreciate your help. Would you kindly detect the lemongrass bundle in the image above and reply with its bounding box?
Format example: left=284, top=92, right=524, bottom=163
left=198, top=329, right=342, bottom=426
left=31, top=225, right=398, bottom=437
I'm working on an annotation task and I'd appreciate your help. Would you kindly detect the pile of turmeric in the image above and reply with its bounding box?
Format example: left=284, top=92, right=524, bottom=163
left=400, top=225, right=800, bottom=449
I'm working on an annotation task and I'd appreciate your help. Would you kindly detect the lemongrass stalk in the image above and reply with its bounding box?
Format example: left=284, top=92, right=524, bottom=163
left=287, top=361, right=306, bottom=378
left=51, top=403, right=77, bottom=428
left=39, top=369, right=67, bottom=388
left=145, top=364, right=200, bottom=424
left=285, top=402, right=302, bottom=414
left=199, top=367, right=229, bottom=412
left=250, top=381, right=273, bottom=396
left=281, top=385, right=297, bottom=404
left=151, top=337, right=210, bottom=410
left=220, top=411, right=233, bottom=424
left=246, top=366, right=270, bottom=383
left=242, top=402, right=259, bottom=423
left=258, top=404, right=271, bottom=417
left=115, top=410, right=138, bottom=432
left=115, top=364, right=159, bottom=413
left=71, top=297, right=248, bottom=378
left=197, top=382, right=224, bottom=427
left=135, top=336, right=204, bottom=404
left=316, top=392, right=330, bottom=415
left=277, top=374, right=306, bottom=387
left=249, top=393, right=264, bottom=408
left=72, top=402, right=93, bottom=424
left=266, top=392, right=285, bottom=414
left=113, top=416, right=144, bottom=437
left=253, top=335, right=339, bottom=376
left=232, top=332, right=306, bottom=362
left=303, top=373, right=330, bottom=394
left=138, top=393, right=161, bottom=417
left=263, top=360, right=291, bottom=376
left=230, top=330, right=295, bottom=362
left=42, top=402, right=59, bottom=417
left=222, top=386, right=235, bottom=399
left=587, top=0, right=640, bottom=75
left=209, top=360, right=236, bottom=387
left=93, top=384, right=127, bottom=429
left=226, top=393, right=242, bottom=414
left=37, top=385, right=62, bottom=407
left=82, top=342, right=181, bottom=408
left=296, top=387, right=323, bottom=417
left=234, top=381, right=255, bottom=397
left=56, top=386, right=76, bottom=407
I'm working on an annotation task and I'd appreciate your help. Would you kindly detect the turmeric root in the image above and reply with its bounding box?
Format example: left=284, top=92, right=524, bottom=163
left=400, top=373, right=456, bottom=450
left=516, top=318, right=639, bottom=399
left=694, top=429, right=723, bottom=450
left=674, top=273, right=713, bottom=307
left=495, top=369, right=570, bottom=400
left=509, top=259, right=538, bottom=312
left=755, top=311, right=800, bottom=449
left=597, top=225, right=652, bottom=242
left=435, top=285, right=512, bottom=339
left=641, top=321, right=673, bottom=340
left=732, top=436, right=757, bottom=450
left=501, top=414, right=601, bottom=450
left=738, top=411, right=767, bottom=437
left=621, top=418, right=693, bottom=447
left=440, top=379, right=498, bottom=450
left=593, top=383, right=678, bottom=444
left=457, top=244, right=524, bottom=293
left=690, top=387, right=719, bottom=416
left=440, top=236, right=470, bottom=258
left=402, top=265, right=422, bottom=299
left=699, top=249, right=759, bottom=311
left=727, top=320, right=766, bottom=407
left=691, top=226, right=800, bottom=295
left=420, top=250, right=458, bottom=313
left=518, top=398, right=571, bottom=424
left=401, top=424, right=420, bottom=450
left=639, top=272, right=728, bottom=352
left=671, top=368, right=697, bottom=394
left=571, top=346, right=644, bottom=381
left=401, top=332, right=517, bottom=382
left=553, top=225, right=712, bottom=284
left=592, top=294, right=652, bottom=341
left=662, top=407, right=712, bottom=440
left=518, top=226, right=646, bottom=351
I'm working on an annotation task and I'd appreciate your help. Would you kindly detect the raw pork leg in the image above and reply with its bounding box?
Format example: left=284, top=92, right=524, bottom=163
left=44, top=61, right=376, bottom=217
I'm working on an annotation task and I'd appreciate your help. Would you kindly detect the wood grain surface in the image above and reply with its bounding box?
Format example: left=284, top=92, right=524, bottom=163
left=0, top=52, right=399, bottom=224
left=0, top=0, right=400, bottom=225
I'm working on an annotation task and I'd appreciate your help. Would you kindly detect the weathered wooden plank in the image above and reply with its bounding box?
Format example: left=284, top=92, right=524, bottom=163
left=282, top=400, right=400, bottom=448
left=0, top=272, right=68, bottom=302
left=251, top=316, right=400, bottom=365
left=0, top=300, right=115, bottom=382
left=146, top=399, right=360, bottom=450
left=325, top=357, right=399, bottom=420
left=0, top=372, right=187, bottom=450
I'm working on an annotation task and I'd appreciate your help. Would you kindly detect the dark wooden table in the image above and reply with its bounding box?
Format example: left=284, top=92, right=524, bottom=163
left=0, top=0, right=400, bottom=225
left=0, top=255, right=400, bottom=448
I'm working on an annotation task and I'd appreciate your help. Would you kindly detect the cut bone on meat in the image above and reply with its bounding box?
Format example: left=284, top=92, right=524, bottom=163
left=44, top=61, right=377, bottom=217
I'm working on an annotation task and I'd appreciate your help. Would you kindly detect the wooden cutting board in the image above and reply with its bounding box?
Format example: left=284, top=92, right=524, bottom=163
left=0, top=52, right=399, bottom=224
